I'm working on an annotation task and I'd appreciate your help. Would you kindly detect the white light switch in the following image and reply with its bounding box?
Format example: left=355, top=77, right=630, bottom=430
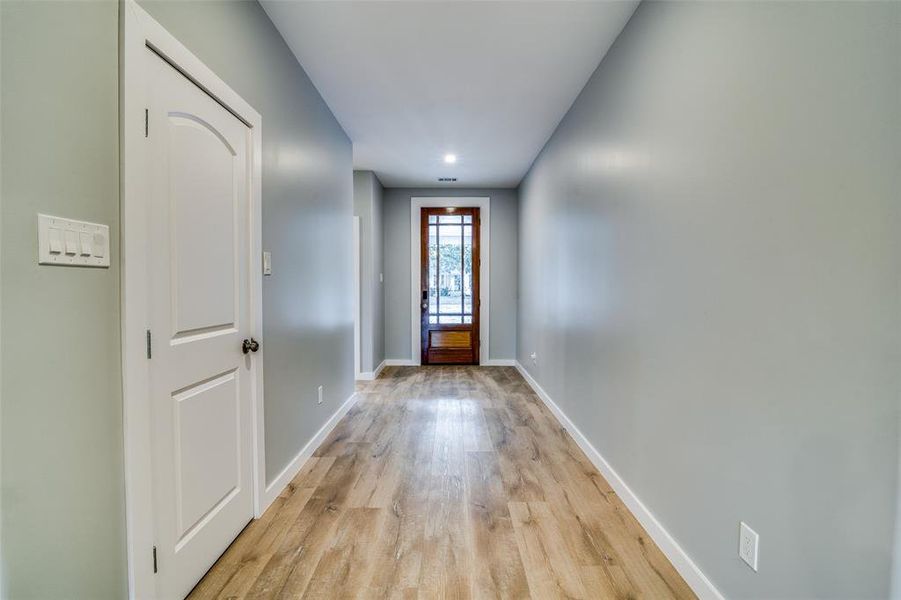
left=93, top=233, right=106, bottom=258
left=48, top=227, right=63, bottom=254
left=262, top=251, right=272, bottom=276
left=64, top=230, right=78, bottom=255
left=79, top=232, right=93, bottom=256
left=38, top=214, right=110, bottom=268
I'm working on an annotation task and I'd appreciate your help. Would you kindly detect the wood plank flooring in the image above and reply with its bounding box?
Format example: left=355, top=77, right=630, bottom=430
left=188, top=366, right=696, bottom=600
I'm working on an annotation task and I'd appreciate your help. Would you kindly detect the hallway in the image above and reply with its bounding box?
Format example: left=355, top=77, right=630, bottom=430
left=4, top=1, right=899, bottom=595
left=188, top=367, right=695, bottom=599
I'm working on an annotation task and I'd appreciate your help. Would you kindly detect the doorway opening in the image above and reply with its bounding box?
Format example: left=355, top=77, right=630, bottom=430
left=121, top=3, right=265, bottom=597
left=409, top=197, right=490, bottom=365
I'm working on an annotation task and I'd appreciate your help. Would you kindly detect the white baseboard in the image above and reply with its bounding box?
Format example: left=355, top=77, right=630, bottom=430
left=374, top=359, right=386, bottom=378
left=514, top=362, right=724, bottom=600
left=384, top=358, right=417, bottom=366
left=356, top=359, right=386, bottom=381
left=260, top=390, right=360, bottom=512
left=482, top=359, right=516, bottom=366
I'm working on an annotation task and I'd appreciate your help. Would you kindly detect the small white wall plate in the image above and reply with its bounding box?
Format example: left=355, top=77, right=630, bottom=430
left=38, top=214, right=110, bottom=268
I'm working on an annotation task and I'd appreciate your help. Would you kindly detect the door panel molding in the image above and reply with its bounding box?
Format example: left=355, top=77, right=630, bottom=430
left=121, top=2, right=264, bottom=598
left=410, top=197, right=489, bottom=365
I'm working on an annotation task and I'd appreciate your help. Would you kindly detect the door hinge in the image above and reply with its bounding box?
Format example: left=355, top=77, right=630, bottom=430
left=152, top=546, right=158, bottom=574
left=146, top=329, right=152, bottom=359
left=144, top=108, right=149, bottom=138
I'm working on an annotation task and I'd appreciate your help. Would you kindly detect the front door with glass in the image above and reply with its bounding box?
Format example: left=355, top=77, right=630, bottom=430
left=420, top=207, right=480, bottom=364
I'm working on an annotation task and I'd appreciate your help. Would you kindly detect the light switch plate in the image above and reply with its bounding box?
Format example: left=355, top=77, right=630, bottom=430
left=739, top=521, right=759, bottom=571
left=38, top=214, right=110, bottom=268
left=262, top=251, right=272, bottom=276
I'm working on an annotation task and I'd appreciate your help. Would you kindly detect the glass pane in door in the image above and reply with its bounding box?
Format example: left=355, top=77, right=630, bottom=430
left=427, top=212, right=474, bottom=322
left=438, top=218, right=462, bottom=314
left=463, top=224, right=472, bottom=315
left=428, top=222, right=438, bottom=315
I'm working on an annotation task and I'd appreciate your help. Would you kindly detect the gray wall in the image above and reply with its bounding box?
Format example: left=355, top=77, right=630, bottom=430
left=517, top=1, right=900, bottom=598
left=1, top=2, right=126, bottom=598
left=353, top=171, right=385, bottom=373
left=383, top=188, right=518, bottom=361
left=140, top=0, right=355, bottom=485
left=1, top=1, right=353, bottom=595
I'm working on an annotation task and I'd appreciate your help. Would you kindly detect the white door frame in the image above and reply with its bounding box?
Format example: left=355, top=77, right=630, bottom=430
left=121, top=2, right=264, bottom=597
left=410, top=197, right=490, bottom=365
left=353, top=216, right=362, bottom=380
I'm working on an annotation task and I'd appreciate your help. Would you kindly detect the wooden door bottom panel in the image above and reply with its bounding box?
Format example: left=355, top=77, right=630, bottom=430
left=427, top=348, right=476, bottom=364
left=430, top=329, right=472, bottom=349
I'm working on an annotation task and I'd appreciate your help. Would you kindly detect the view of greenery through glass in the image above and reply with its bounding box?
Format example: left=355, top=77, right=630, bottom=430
left=427, top=215, right=473, bottom=323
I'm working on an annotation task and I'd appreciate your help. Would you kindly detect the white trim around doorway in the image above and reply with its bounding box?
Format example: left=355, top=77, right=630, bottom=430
left=121, top=2, right=265, bottom=598
left=353, top=216, right=361, bottom=380
left=410, top=197, right=490, bottom=365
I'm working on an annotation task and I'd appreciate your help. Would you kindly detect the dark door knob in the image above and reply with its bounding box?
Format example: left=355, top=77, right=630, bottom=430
left=242, top=338, right=260, bottom=354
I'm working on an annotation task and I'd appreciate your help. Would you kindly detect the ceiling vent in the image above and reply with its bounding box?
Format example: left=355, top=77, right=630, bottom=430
left=438, top=177, right=457, bottom=182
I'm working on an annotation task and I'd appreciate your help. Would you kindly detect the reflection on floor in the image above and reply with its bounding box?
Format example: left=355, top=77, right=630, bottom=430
left=189, top=366, right=695, bottom=599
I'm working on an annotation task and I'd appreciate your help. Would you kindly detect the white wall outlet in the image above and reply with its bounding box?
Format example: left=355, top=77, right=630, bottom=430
left=530, top=352, right=538, bottom=365
left=317, top=385, right=324, bottom=405
left=262, top=251, right=272, bottom=276
left=739, top=521, right=759, bottom=571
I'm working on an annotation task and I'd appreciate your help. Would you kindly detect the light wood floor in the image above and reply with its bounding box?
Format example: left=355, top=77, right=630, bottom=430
left=189, top=366, right=695, bottom=599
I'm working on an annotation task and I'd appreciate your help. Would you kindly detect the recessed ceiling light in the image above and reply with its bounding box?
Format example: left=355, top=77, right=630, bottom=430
left=444, top=154, right=457, bottom=164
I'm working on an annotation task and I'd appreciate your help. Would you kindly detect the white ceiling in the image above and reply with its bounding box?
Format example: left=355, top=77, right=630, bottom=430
left=261, top=1, right=639, bottom=188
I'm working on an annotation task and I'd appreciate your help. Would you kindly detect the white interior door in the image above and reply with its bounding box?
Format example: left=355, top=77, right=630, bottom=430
left=146, top=46, right=255, bottom=599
